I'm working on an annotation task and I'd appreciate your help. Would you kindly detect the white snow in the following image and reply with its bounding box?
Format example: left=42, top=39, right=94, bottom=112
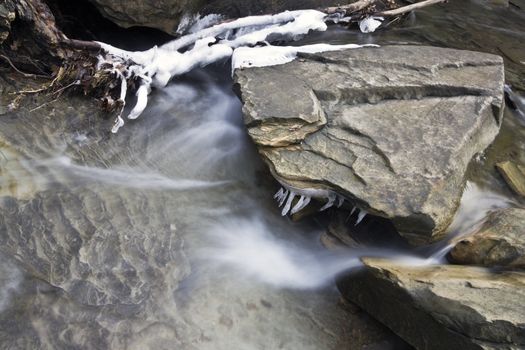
left=96, top=8, right=380, bottom=132
left=232, top=43, right=378, bottom=70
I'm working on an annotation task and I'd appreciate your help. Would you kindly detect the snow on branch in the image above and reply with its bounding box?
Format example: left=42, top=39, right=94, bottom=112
left=96, top=10, right=374, bottom=133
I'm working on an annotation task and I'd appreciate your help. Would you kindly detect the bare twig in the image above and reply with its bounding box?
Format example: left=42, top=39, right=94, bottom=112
left=12, top=86, right=48, bottom=94
left=325, top=0, right=377, bottom=14
left=51, top=79, right=80, bottom=95
left=0, top=54, right=49, bottom=78
left=29, top=95, right=61, bottom=112
left=376, top=0, right=447, bottom=16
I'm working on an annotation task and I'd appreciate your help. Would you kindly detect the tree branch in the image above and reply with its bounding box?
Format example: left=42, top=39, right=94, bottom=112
left=324, top=0, right=378, bottom=14
left=376, top=0, right=447, bottom=16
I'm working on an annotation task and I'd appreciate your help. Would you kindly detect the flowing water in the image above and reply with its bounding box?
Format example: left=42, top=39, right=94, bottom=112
left=1, top=1, right=525, bottom=349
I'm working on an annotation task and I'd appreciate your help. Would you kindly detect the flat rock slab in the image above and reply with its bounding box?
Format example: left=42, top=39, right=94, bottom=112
left=338, top=258, right=525, bottom=350
left=235, top=45, right=505, bottom=245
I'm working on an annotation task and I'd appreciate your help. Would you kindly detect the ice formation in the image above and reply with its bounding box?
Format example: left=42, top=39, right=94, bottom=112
left=95, top=9, right=378, bottom=132
left=358, top=16, right=384, bottom=33
left=273, top=180, right=345, bottom=216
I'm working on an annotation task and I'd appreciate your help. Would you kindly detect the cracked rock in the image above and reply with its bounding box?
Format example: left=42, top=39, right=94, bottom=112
left=235, top=45, right=505, bottom=245
left=337, top=258, right=525, bottom=350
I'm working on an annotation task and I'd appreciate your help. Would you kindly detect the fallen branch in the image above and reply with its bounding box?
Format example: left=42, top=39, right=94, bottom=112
left=325, top=0, right=377, bottom=14
left=2, top=0, right=448, bottom=134
left=376, top=0, right=447, bottom=16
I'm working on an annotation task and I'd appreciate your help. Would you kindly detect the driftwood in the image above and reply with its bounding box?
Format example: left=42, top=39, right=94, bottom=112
left=377, top=0, right=447, bottom=16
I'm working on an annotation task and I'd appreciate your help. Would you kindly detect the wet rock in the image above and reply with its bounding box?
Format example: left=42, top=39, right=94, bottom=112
left=86, top=0, right=343, bottom=35
left=449, top=208, right=525, bottom=269
left=496, top=161, right=525, bottom=197
left=0, top=77, right=191, bottom=307
left=338, top=258, right=525, bottom=350
left=87, top=0, right=201, bottom=34
left=235, top=45, right=505, bottom=245
left=0, top=75, right=406, bottom=349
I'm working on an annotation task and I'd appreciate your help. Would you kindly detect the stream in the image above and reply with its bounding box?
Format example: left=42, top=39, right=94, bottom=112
left=1, top=1, right=524, bottom=349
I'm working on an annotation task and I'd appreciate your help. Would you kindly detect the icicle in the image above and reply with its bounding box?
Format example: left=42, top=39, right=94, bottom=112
left=320, top=193, right=336, bottom=211
left=274, top=187, right=284, bottom=199
left=111, top=70, right=128, bottom=134
left=336, top=196, right=344, bottom=208
left=350, top=206, right=357, bottom=215
left=127, top=83, right=150, bottom=120
left=281, top=191, right=296, bottom=216
left=278, top=189, right=289, bottom=207
left=111, top=116, right=125, bottom=134
left=355, top=209, right=368, bottom=226
left=291, top=195, right=311, bottom=214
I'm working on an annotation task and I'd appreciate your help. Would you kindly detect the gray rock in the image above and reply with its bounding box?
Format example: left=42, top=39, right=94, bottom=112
left=0, top=75, right=404, bottom=349
left=86, top=0, right=343, bottom=35
left=338, top=258, right=525, bottom=350
left=235, top=45, right=505, bottom=245
left=449, top=207, right=525, bottom=269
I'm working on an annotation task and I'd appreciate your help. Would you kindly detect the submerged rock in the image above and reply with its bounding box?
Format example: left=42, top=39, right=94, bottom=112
left=235, top=45, right=505, bottom=245
left=338, top=258, right=525, bottom=350
left=449, top=208, right=525, bottom=269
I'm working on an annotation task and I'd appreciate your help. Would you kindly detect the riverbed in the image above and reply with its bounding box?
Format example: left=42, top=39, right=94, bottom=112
left=0, top=1, right=524, bottom=349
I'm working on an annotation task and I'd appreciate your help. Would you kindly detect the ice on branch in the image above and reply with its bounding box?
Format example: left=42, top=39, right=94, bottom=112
left=95, top=9, right=380, bottom=132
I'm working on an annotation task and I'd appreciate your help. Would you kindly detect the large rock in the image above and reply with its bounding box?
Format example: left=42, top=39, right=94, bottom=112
left=87, top=0, right=201, bottom=34
left=86, top=0, right=343, bottom=34
left=338, top=258, right=525, bottom=350
left=235, top=45, right=505, bottom=245
left=449, top=208, right=525, bottom=269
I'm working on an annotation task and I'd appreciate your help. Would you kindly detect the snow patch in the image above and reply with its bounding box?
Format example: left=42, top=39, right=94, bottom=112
left=359, top=16, right=384, bottom=33
left=232, top=43, right=378, bottom=70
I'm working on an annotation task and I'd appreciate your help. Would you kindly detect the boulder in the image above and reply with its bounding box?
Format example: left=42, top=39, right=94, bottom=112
left=86, top=0, right=344, bottom=35
left=235, top=45, right=505, bottom=245
left=87, top=0, right=201, bottom=34
left=338, top=258, right=525, bottom=350
left=449, top=208, right=525, bottom=269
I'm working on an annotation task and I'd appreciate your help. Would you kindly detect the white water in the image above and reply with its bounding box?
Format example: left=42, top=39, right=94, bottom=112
left=421, top=181, right=512, bottom=262
left=201, top=217, right=438, bottom=289
left=24, top=156, right=229, bottom=191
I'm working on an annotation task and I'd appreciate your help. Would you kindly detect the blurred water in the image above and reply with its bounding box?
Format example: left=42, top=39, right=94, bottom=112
left=1, top=1, right=525, bottom=348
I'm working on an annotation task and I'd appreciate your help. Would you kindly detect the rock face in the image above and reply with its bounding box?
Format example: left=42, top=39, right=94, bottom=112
left=86, top=0, right=343, bottom=34
left=235, top=45, right=505, bottom=245
left=449, top=208, right=525, bottom=269
left=338, top=258, right=525, bottom=350
left=87, top=0, right=201, bottom=34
